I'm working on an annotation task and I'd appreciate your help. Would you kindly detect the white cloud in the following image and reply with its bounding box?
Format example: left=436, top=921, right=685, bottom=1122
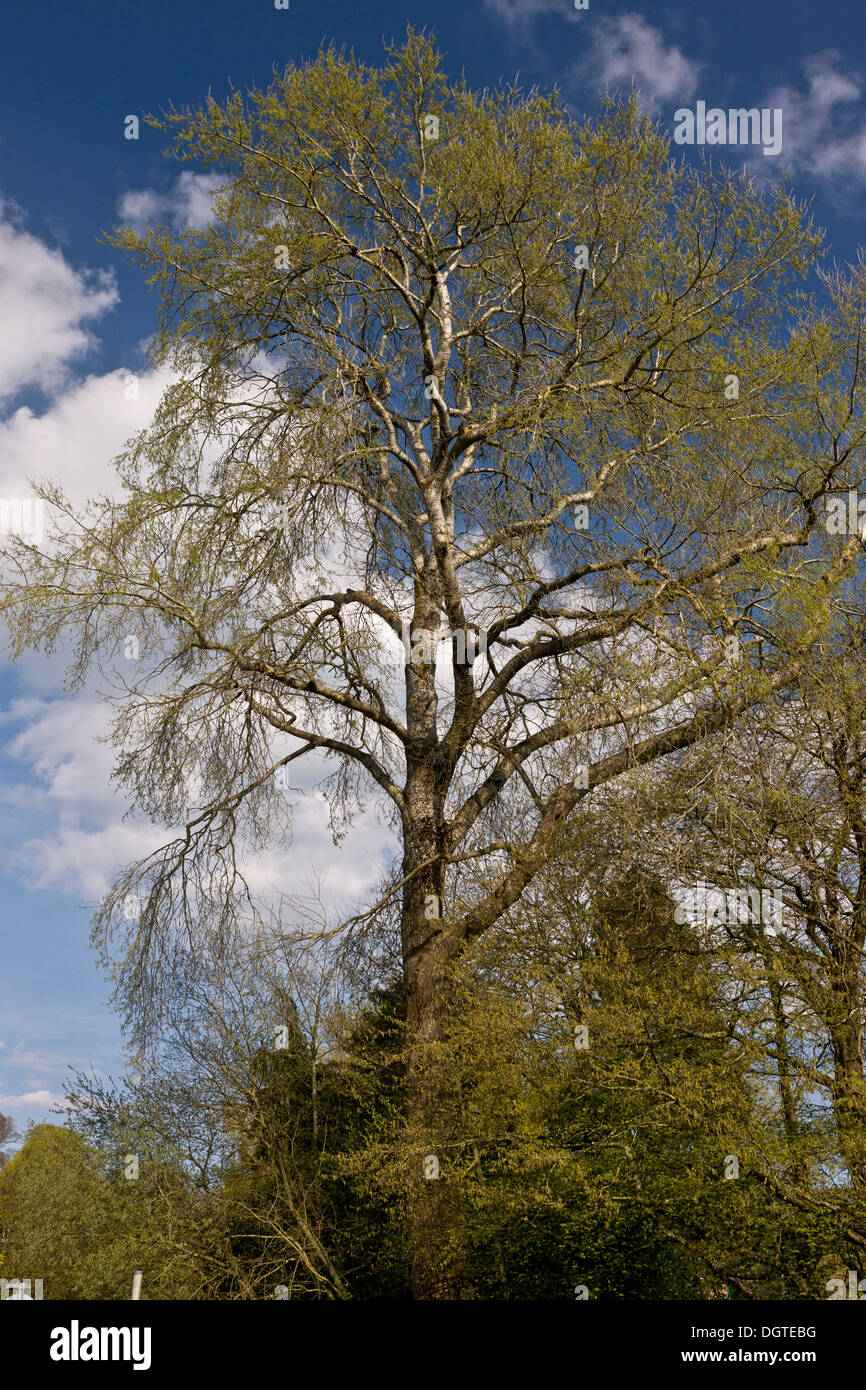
left=4, top=1046, right=86, bottom=1077
left=117, top=172, right=227, bottom=234
left=0, top=195, right=170, bottom=524
left=240, top=782, right=393, bottom=907
left=578, top=16, right=702, bottom=105
left=765, top=51, right=866, bottom=185
left=0, top=198, right=392, bottom=923
left=485, top=5, right=701, bottom=106
left=0, top=365, right=171, bottom=510
left=0, top=1089, right=67, bottom=1111
left=484, top=0, right=576, bottom=24
left=13, top=819, right=174, bottom=903
left=0, top=686, right=391, bottom=908
left=0, top=693, right=169, bottom=899
left=3, top=695, right=116, bottom=817
left=0, top=201, right=117, bottom=404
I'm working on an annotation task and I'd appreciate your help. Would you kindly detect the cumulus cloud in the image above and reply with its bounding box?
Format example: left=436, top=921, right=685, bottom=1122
left=0, top=195, right=169, bottom=531
left=484, top=4, right=701, bottom=106
left=0, top=365, right=171, bottom=510
left=0, top=693, right=167, bottom=901
left=577, top=15, right=702, bottom=105
left=0, top=687, right=390, bottom=908
left=0, top=197, right=391, bottom=922
left=0, top=201, right=117, bottom=404
left=117, top=172, right=227, bottom=234
left=765, top=51, right=866, bottom=185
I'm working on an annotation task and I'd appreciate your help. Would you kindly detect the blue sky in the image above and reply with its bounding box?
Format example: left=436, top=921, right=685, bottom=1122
left=2, top=0, right=866, bottom=1136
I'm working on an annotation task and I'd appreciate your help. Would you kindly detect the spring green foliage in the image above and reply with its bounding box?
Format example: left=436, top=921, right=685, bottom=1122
left=0, top=1125, right=161, bottom=1298
left=4, top=866, right=860, bottom=1299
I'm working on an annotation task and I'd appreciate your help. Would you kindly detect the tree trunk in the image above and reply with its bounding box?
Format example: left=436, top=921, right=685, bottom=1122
left=400, top=752, right=467, bottom=1298
left=826, top=945, right=866, bottom=1193
left=404, top=937, right=464, bottom=1299
left=829, top=1023, right=866, bottom=1193
left=764, top=964, right=804, bottom=1184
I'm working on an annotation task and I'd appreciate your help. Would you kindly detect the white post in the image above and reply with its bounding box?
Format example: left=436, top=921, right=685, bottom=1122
left=131, top=1270, right=142, bottom=1300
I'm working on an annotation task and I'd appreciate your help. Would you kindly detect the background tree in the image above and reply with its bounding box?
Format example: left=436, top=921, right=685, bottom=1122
left=32, top=849, right=859, bottom=1300
left=414, top=848, right=842, bottom=1299
left=0, top=1124, right=164, bottom=1299
left=668, top=622, right=866, bottom=1221
left=0, top=1112, right=18, bottom=1167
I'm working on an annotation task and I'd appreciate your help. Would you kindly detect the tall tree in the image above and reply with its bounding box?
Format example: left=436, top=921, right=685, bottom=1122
left=3, top=33, right=865, bottom=1294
